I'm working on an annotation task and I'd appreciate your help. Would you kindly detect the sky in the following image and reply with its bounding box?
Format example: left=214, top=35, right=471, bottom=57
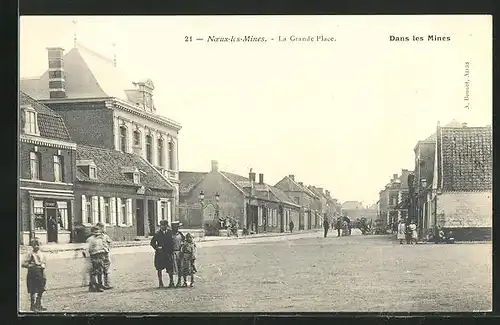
left=19, top=15, right=492, bottom=205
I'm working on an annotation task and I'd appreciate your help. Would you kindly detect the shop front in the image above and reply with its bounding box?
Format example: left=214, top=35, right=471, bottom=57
left=21, top=190, right=74, bottom=245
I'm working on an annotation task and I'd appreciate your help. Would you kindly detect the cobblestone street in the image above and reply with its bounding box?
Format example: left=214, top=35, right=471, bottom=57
left=19, top=233, right=492, bottom=313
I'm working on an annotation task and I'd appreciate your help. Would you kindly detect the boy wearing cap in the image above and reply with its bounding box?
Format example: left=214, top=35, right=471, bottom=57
left=87, top=226, right=106, bottom=292
left=96, top=222, right=113, bottom=289
left=168, top=221, right=185, bottom=288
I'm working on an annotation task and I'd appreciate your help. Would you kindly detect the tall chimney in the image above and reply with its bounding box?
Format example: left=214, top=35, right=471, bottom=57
left=325, top=190, right=330, bottom=197
left=211, top=160, right=219, bottom=172
left=249, top=170, right=256, bottom=183
left=393, top=174, right=398, bottom=180
left=288, top=174, right=295, bottom=181
left=462, top=122, right=467, bottom=128
left=317, top=187, right=324, bottom=194
left=298, top=182, right=303, bottom=186
left=258, top=173, right=264, bottom=184
left=47, top=47, right=66, bottom=99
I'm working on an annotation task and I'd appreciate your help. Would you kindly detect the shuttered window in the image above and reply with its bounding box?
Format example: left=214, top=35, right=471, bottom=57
left=126, top=198, right=133, bottom=226
left=110, top=197, right=117, bottom=225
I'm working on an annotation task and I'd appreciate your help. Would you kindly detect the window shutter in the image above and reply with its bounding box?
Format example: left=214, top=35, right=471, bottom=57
left=92, top=196, right=99, bottom=224
left=157, top=201, right=162, bottom=225
left=126, top=198, right=133, bottom=226
left=167, top=201, right=172, bottom=224
left=110, top=197, right=116, bottom=225
left=81, top=195, right=87, bottom=224
left=116, top=198, right=122, bottom=225
left=99, top=197, right=105, bottom=223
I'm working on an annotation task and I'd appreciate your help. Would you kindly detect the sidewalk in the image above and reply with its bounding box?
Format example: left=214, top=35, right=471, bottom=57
left=19, top=229, right=322, bottom=254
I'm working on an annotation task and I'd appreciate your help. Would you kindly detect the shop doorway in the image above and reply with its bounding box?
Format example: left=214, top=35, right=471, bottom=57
left=46, top=207, right=58, bottom=243
left=147, top=200, right=156, bottom=235
left=136, top=200, right=145, bottom=236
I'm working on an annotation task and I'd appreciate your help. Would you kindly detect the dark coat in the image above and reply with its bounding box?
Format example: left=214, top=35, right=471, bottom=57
left=150, top=229, right=172, bottom=270
left=323, top=220, right=329, bottom=229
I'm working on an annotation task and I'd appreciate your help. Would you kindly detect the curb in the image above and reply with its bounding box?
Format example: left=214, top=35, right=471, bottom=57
left=19, top=230, right=322, bottom=254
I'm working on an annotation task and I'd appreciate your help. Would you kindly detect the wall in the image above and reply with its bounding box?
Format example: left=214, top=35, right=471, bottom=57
left=436, top=191, right=492, bottom=228
left=179, top=172, right=245, bottom=228
left=45, top=101, right=114, bottom=149
left=74, top=183, right=172, bottom=241
left=20, top=142, right=76, bottom=183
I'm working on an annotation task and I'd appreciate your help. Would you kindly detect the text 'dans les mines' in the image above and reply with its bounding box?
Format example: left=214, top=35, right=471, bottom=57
left=389, top=35, right=451, bottom=42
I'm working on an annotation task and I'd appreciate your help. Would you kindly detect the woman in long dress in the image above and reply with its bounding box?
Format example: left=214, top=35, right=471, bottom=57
left=397, top=219, right=406, bottom=244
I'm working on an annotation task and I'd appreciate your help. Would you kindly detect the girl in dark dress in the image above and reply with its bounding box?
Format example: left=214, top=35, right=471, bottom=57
left=22, top=238, right=47, bottom=311
left=180, top=233, right=197, bottom=287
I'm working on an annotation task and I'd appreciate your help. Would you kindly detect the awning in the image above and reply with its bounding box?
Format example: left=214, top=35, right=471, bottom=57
left=28, top=191, right=74, bottom=200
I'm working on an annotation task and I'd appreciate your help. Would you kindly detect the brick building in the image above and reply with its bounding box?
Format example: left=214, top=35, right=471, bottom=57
left=178, top=161, right=301, bottom=234
left=274, top=175, right=320, bottom=230
left=74, top=145, right=174, bottom=241
left=20, top=43, right=182, bottom=219
left=418, top=122, right=492, bottom=241
left=19, top=92, right=77, bottom=245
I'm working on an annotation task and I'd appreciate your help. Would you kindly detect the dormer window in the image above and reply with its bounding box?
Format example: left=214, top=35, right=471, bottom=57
left=22, top=105, right=39, bottom=135
left=121, top=166, right=140, bottom=184
left=133, top=172, right=140, bottom=184
left=77, top=160, right=97, bottom=180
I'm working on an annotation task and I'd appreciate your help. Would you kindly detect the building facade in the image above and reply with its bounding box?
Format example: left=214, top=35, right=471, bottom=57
left=418, top=123, right=492, bottom=241
left=179, top=161, right=301, bottom=234
left=74, top=145, right=174, bottom=241
left=19, top=92, right=77, bottom=245
left=274, top=175, right=320, bottom=231
left=20, top=43, right=182, bottom=219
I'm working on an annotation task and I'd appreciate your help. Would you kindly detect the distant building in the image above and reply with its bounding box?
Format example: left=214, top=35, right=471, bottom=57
left=178, top=161, right=301, bottom=234
left=377, top=169, right=412, bottom=227
left=274, top=175, right=320, bottom=230
left=341, top=201, right=377, bottom=221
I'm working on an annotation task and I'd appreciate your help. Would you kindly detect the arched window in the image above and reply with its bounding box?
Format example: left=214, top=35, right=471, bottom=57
left=157, top=138, right=164, bottom=166
left=119, top=126, right=127, bottom=152
left=168, top=141, right=174, bottom=170
left=133, top=130, right=141, bottom=147
left=145, top=134, right=152, bottom=163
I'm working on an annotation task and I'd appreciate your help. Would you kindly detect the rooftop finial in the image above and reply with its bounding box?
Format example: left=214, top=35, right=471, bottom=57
left=72, top=20, right=78, bottom=47
left=112, top=42, right=117, bottom=67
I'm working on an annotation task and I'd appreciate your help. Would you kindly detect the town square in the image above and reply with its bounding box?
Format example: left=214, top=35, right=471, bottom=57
left=18, top=16, right=492, bottom=313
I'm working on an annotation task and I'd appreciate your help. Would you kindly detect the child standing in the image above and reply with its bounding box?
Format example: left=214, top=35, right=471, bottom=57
left=87, top=226, right=106, bottom=292
left=180, top=233, right=197, bottom=287
left=21, top=238, right=47, bottom=311
left=96, top=222, right=113, bottom=289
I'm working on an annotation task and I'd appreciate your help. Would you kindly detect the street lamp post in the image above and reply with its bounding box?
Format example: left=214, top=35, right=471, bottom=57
left=199, top=190, right=204, bottom=227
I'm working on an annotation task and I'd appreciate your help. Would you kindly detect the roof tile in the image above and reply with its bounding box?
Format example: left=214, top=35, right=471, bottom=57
left=20, top=91, right=72, bottom=141
left=76, top=145, right=173, bottom=191
left=440, top=126, right=492, bottom=191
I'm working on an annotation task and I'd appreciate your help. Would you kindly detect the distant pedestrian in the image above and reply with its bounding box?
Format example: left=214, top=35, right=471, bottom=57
left=323, top=218, right=329, bottom=238
left=405, top=222, right=412, bottom=244
left=289, top=220, right=294, bottom=233
left=22, top=238, right=47, bottom=311
left=180, top=233, right=197, bottom=287
left=409, top=221, right=418, bottom=245
left=150, top=220, right=170, bottom=288
left=397, top=219, right=406, bottom=244
left=336, top=217, right=342, bottom=237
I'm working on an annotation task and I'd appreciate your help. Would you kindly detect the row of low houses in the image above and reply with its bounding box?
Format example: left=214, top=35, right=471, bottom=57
left=377, top=120, right=492, bottom=241
left=19, top=43, right=181, bottom=245
left=19, top=42, right=342, bottom=245
left=178, top=162, right=342, bottom=235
